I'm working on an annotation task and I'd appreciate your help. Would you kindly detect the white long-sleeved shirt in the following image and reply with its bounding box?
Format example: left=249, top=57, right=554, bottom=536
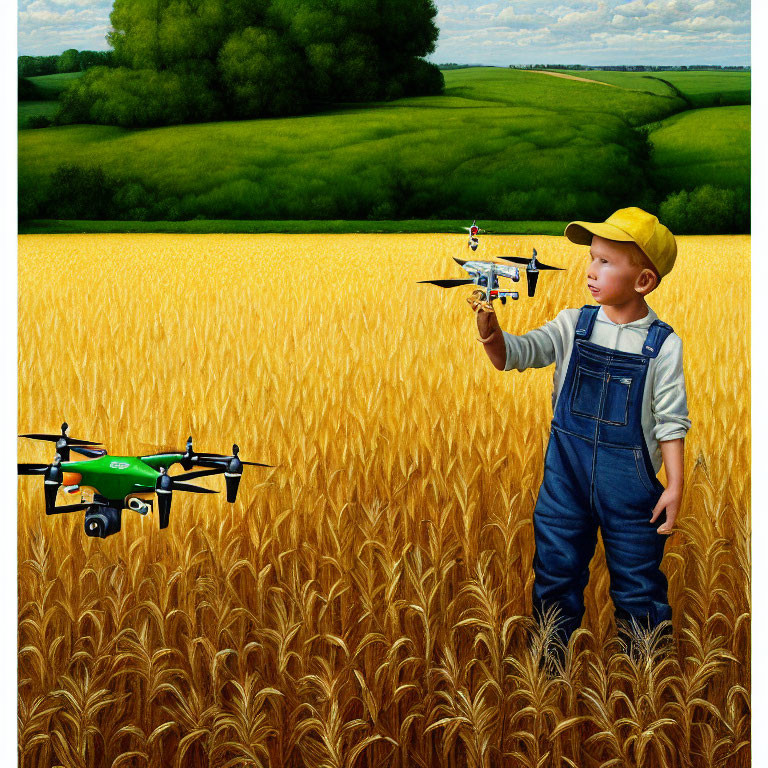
left=502, top=305, right=691, bottom=473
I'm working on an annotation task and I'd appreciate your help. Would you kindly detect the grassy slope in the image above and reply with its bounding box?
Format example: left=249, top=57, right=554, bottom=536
left=26, top=71, right=83, bottom=99
left=19, top=73, right=83, bottom=127
left=18, top=68, right=681, bottom=219
left=18, top=68, right=750, bottom=229
left=18, top=101, right=59, bottom=129
left=646, top=105, right=750, bottom=191
left=551, top=69, right=751, bottom=107
left=549, top=69, right=679, bottom=96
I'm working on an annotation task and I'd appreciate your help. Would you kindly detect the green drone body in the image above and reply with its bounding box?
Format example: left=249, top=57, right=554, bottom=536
left=61, top=453, right=187, bottom=500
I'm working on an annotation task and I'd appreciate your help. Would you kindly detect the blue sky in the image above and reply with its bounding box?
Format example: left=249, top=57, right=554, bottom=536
left=18, top=0, right=750, bottom=65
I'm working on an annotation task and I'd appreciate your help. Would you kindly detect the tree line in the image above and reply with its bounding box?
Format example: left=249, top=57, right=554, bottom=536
left=18, top=50, right=113, bottom=78
left=20, top=162, right=749, bottom=235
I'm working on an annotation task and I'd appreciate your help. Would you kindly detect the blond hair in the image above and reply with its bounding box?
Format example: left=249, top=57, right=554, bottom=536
left=627, top=242, right=662, bottom=286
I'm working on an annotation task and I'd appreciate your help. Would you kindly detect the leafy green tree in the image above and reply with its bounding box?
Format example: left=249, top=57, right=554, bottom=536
left=660, top=185, right=749, bottom=234
left=18, top=55, right=58, bottom=77
left=58, top=66, right=221, bottom=127
left=218, top=26, right=307, bottom=116
left=56, top=49, right=81, bottom=73
left=54, top=0, right=442, bottom=126
left=77, top=50, right=114, bottom=70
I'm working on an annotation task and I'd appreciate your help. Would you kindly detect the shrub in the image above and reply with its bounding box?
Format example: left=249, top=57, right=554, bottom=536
left=57, top=67, right=221, bottom=128
left=20, top=164, right=178, bottom=222
left=26, top=115, right=52, bottom=129
left=400, top=59, right=444, bottom=97
left=659, top=185, right=749, bottom=234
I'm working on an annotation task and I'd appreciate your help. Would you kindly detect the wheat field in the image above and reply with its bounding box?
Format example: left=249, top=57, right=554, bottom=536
left=18, top=233, right=750, bottom=768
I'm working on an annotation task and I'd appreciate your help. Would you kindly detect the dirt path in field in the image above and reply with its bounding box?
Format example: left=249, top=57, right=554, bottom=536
left=530, top=70, right=620, bottom=87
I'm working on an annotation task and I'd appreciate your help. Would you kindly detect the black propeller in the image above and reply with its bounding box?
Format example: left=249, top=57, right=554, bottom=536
left=177, top=438, right=271, bottom=503
left=18, top=463, right=49, bottom=475
left=155, top=466, right=219, bottom=529
left=187, top=444, right=272, bottom=502
left=418, top=278, right=475, bottom=288
left=19, top=422, right=101, bottom=462
left=498, top=249, right=564, bottom=297
left=191, top=444, right=245, bottom=502
left=172, top=467, right=226, bottom=483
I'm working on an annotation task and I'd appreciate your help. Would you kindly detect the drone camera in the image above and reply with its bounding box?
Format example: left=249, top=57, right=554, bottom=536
left=84, top=504, right=122, bottom=539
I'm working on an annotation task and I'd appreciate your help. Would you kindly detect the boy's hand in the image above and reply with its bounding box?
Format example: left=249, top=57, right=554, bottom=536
left=468, top=289, right=507, bottom=370
left=650, top=486, right=682, bottom=534
left=468, top=290, right=498, bottom=339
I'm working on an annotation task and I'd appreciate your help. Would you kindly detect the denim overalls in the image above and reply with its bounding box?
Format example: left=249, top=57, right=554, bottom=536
left=532, top=305, right=674, bottom=645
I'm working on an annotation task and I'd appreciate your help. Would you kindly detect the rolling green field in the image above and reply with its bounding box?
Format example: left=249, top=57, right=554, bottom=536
left=18, top=67, right=750, bottom=230
left=646, top=105, right=750, bottom=191
left=19, top=72, right=84, bottom=128
left=551, top=69, right=750, bottom=107
left=25, top=71, right=83, bottom=100
left=17, top=101, right=58, bottom=129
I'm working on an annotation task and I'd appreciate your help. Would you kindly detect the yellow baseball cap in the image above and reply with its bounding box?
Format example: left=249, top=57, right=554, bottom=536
left=564, top=207, right=677, bottom=277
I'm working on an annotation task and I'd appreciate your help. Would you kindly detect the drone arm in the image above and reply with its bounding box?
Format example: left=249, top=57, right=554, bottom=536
left=140, top=454, right=187, bottom=471
left=69, top=446, right=107, bottom=459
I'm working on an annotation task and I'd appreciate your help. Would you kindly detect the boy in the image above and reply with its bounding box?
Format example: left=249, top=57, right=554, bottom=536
left=471, top=207, right=690, bottom=656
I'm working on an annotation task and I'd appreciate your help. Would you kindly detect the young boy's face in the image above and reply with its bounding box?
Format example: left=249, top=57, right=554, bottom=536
left=586, top=235, right=653, bottom=305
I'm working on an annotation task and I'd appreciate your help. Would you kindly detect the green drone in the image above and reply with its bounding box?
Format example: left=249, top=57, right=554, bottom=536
left=18, top=423, right=271, bottom=539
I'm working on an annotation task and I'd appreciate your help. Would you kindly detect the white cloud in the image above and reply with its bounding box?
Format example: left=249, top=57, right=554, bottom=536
left=614, top=0, right=649, bottom=13
left=671, top=14, right=749, bottom=32
left=18, top=0, right=113, bottom=54
left=554, top=2, right=613, bottom=30
left=17, top=0, right=751, bottom=65
left=433, top=0, right=750, bottom=63
left=496, top=7, right=541, bottom=26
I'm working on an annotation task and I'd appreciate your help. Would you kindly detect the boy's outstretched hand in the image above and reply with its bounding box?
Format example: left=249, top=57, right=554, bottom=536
left=468, top=289, right=497, bottom=335
left=650, top=486, right=682, bottom=534
left=468, top=290, right=507, bottom=370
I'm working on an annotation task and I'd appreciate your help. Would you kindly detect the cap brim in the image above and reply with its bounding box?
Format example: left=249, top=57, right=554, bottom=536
left=564, top=221, right=635, bottom=245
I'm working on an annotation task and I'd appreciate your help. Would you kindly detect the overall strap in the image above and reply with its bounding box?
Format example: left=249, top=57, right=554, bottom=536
left=574, top=305, right=600, bottom=341
left=641, top=319, right=675, bottom=358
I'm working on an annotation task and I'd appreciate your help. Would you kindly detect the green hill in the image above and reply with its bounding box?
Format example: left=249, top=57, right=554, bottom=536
left=26, top=71, right=83, bottom=100
left=18, top=101, right=59, bottom=129
left=18, top=73, right=83, bottom=128
left=18, top=67, right=750, bottom=231
left=646, top=105, right=750, bottom=192
left=550, top=69, right=750, bottom=108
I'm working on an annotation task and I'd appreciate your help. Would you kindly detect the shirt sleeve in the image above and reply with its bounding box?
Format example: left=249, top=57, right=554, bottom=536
left=652, top=333, right=691, bottom=442
left=502, top=311, right=569, bottom=371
